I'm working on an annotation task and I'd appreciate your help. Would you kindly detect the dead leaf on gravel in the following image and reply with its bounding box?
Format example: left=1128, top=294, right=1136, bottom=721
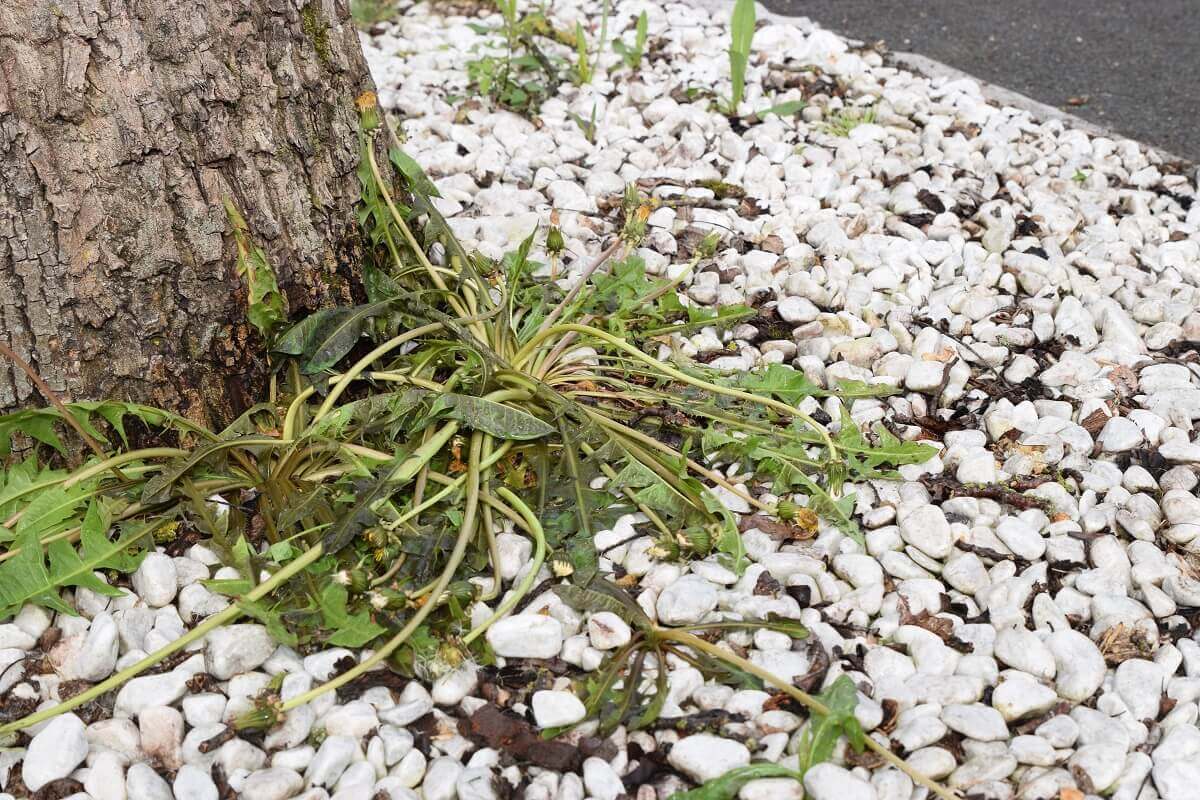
left=1109, top=365, right=1139, bottom=396
left=759, top=234, right=785, bottom=254
left=738, top=512, right=817, bottom=541
left=1080, top=408, right=1111, bottom=436
left=1099, top=623, right=1154, bottom=666
left=898, top=597, right=955, bottom=642
left=459, top=703, right=581, bottom=771
left=922, top=345, right=957, bottom=362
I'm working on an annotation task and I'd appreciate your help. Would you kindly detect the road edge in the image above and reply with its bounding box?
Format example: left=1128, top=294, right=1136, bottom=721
left=692, top=0, right=1195, bottom=169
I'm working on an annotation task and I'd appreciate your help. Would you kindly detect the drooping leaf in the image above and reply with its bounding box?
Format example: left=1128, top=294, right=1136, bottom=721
left=141, top=437, right=284, bottom=504
left=307, top=389, right=425, bottom=440
left=0, top=502, right=149, bottom=620
left=669, top=764, right=801, bottom=800
left=8, top=482, right=92, bottom=543
left=797, top=675, right=865, bottom=775
left=319, top=583, right=386, bottom=647
left=273, top=300, right=396, bottom=374
left=0, top=458, right=65, bottom=524
left=0, top=410, right=66, bottom=454
left=553, top=583, right=645, bottom=629
left=736, top=363, right=823, bottom=406
left=757, top=99, right=805, bottom=118
left=431, top=394, right=553, bottom=441
left=363, top=263, right=404, bottom=303
left=275, top=486, right=334, bottom=533
left=225, top=200, right=286, bottom=342
left=389, top=148, right=441, bottom=199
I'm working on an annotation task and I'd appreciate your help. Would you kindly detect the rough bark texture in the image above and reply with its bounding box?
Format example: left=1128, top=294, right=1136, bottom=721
left=0, top=0, right=380, bottom=427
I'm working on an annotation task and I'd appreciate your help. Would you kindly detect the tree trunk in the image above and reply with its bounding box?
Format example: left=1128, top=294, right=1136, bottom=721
left=0, top=0, right=381, bottom=428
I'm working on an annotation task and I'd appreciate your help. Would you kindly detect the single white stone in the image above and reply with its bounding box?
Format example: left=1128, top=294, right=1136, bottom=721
left=379, top=682, right=434, bottom=727
left=531, top=690, right=587, bottom=728
left=1155, top=759, right=1200, bottom=800
left=392, top=749, right=427, bottom=788
left=582, top=757, right=625, bottom=800
left=422, top=757, right=464, bottom=800
left=586, top=612, right=632, bottom=650
left=994, top=517, right=1046, bottom=561
left=323, top=701, right=379, bottom=739
left=132, top=553, right=178, bottom=607
left=126, top=762, right=173, bottom=800
left=70, top=611, right=119, bottom=681
left=241, top=767, right=304, bottom=800
left=0, top=624, right=36, bottom=650
left=899, top=506, right=953, bottom=559
left=1115, top=659, right=1167, bottom=721
left=1048, top=629, right=1106, bottom=701
left=178, top=583, right=229, bottom=623
left=667, top=734, right=750, bottom=782
left=777, top=296, right=819, bottom=324
left=956, top=450, right=997, bottom=484
left=1069, top=743, right=1127, bottom=792
left=305, top=735, right=358, bottom=788
left=485, top=614, right=563, bottom=659
left=1099, top=416, right=1143, bottom=452
left=656, top=575, right=719, bottom=625
left=941, top=703, right=1009, bottom=741
left=993, top=627, right=1056, bottom=679
left=182, top=693, right=227, bottom=727
left=174, top=764, right=219, bottom=800
left=803, top=763, right=876, bottom=800
left=139, top=705, right=184, bottom=771
left=205, top=624, right=276, bottom=679
left=83, top=750, right=127, bottom=800
left=991, top=674, right=1058, bottom=721
left=431, top=666, right=477, bottom=706
left=22, top=713, right=89, bottom=791
left=1009, top=734, right=1057, bottom=766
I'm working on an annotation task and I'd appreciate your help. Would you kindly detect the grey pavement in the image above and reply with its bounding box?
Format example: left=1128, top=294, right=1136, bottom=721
left=761, top=0, right=1200, bottom=162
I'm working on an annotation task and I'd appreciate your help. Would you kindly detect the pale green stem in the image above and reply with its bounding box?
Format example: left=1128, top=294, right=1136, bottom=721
left=364, top=144, right=489, bottom=345
left=582, top=407, right=772, bottom=513
left=310, top=323, right=444, bottom=424
left=377, top=440, right=513, bottom=534
left=279, top=432, right=486, bottom=713
left=534, top=239, right=625, bottom=338
left=657, top=629, right=960, bottom=800
left=462, top=487, right=545, bottom=645
left=516, top=322, right=837, bottom=454
left=0, top=543, right=326, bottom=740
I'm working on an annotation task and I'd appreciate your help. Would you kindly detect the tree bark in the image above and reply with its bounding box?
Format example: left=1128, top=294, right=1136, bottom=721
left=0, top=0, right=381, bottom=427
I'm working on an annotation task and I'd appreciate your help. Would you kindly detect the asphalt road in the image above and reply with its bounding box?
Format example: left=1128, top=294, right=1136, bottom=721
left=762, top=0, right=1200, bottom=162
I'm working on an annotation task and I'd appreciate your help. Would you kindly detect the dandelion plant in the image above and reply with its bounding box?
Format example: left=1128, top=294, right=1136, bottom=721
left=0, top=93, right=936, bottom=799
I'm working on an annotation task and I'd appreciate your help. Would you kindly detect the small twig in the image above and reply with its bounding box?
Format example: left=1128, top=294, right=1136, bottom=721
left=920, top=474, right=1051, bottom=512
left=0, top=341, right=127, bottom=481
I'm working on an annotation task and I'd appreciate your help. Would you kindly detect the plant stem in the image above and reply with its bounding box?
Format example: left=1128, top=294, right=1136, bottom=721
left=519, top=323, right=838, bottom=454
left=462, top=487, right=545, bottom=644
left=310, top=323, right=444, bottom=423
left=657, top=629, right=960, bottom=800
left=279, top=432, right=486, bottom=713
left=0, top=341, right=128, bottom=480
left=581, top=408, right=772, bottom=513
left=364, top=143, right=489, bottom=345
left=0, top=542, right=325, bottom=741
left=535, top=239, right=625, bottom=337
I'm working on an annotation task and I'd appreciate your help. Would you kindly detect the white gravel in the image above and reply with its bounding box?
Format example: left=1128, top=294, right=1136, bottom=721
left=4, top=1, right=1200, bottom=798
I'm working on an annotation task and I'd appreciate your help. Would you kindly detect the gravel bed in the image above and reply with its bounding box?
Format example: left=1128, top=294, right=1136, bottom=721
left=4, top=1, right=1200, bottom=799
